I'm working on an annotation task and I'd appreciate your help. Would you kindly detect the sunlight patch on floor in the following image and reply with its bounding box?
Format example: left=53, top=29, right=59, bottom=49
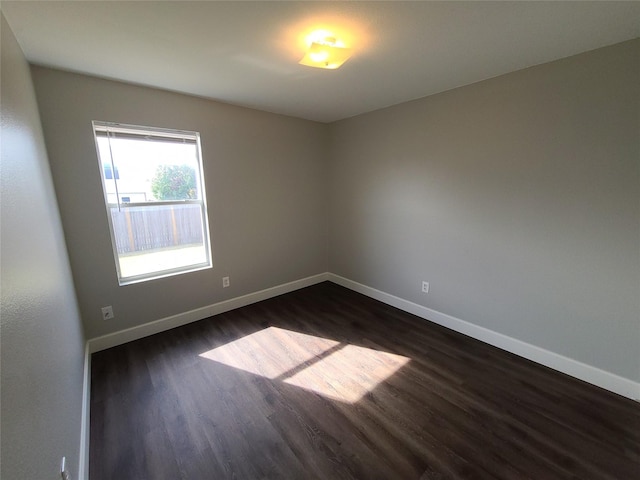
left=199, top=327, right=409, bottom=403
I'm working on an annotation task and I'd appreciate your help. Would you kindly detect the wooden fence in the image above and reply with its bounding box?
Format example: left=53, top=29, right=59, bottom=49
left=110, top=204, right=204, bottom=254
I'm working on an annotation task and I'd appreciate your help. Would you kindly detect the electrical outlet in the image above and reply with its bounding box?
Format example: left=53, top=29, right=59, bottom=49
left=421, top=281, right=430, bottom=293
left=222, top=276, right=230, bottom=288
left=60, top=456, right=70, bottom=480
left=101, top=305, right=114, bottom=320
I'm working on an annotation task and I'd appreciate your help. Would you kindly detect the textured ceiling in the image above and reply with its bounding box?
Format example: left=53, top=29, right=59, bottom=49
left=3, top=1, right=639, bottom=123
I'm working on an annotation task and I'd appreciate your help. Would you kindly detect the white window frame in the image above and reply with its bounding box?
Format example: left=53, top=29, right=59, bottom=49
left=92, top=121, right=212, bottom=285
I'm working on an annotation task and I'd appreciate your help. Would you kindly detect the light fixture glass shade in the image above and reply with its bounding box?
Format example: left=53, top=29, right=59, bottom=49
left=299, top=41, right=352, bottom=69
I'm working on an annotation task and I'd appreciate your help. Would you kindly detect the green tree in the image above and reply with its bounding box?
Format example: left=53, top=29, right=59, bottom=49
left=151, top=164, right=197, bottom=200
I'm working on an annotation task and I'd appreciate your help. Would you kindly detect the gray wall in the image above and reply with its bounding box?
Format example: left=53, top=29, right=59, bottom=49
left=1, top=14, right=86, bottom=480
left=31, top=67, right=328, bottom=339
left=328, top=39, right=640, bottom=382
left=21, top=37, right=640, bottom=389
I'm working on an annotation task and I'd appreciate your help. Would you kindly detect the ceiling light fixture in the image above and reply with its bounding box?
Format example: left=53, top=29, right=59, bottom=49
left=299, top=36, right=352, bottom=70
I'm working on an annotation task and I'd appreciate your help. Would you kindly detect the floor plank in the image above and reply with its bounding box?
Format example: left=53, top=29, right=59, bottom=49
left=90, top=281, right=640, bottom=479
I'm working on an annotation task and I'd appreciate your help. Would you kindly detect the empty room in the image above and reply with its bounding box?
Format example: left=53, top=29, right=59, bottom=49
left=1, top=2, right=638, bottom=479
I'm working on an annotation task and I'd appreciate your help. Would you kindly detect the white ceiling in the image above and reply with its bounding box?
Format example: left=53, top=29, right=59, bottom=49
left=3, top=1, right=639, bottom=123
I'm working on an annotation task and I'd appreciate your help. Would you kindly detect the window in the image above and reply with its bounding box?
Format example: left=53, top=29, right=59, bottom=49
left=93, top=121, right=212, bottom=285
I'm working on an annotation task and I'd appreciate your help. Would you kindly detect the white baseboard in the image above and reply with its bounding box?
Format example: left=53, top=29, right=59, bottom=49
left=78, top=343, right=91, bottom=480
left=85, top=270, right=639, bottom=400
left=88, top=273, right=329, bottom=353
left=328, top=273, right=640, bottom=401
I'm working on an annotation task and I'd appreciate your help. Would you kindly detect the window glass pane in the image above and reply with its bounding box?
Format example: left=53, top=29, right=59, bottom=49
left=110, top=204, right=208, bottom=279
left=96, top=135, right=202, bottom=204
left=93, top=122, right=212, bottom=285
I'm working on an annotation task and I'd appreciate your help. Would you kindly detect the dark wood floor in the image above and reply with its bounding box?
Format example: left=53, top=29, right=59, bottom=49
left=90, top=281, right=639, bottom=479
